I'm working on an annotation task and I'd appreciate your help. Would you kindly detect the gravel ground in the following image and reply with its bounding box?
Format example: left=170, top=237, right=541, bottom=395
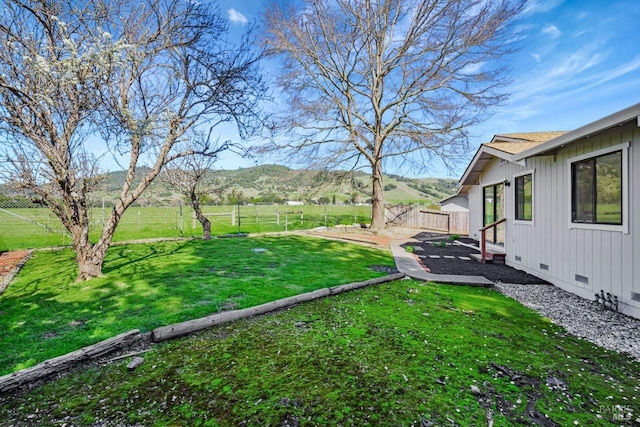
left=495, top=283, right=640, bottom=362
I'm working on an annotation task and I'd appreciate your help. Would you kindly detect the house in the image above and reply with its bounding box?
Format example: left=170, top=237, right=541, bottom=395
left=284, top=201, right=304, bottom=206
left=455, top=103, right=640, bottom=319
left=439, top=194, right=469, bottom=212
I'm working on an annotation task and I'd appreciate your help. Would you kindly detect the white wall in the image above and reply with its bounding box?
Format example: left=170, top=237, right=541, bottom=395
left=440, top=195, right=468, bottom=212
left=467, top=122, right=639, bottom=318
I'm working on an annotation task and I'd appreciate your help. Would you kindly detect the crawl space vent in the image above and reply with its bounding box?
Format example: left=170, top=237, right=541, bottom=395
left=631, top=291, right=640, bottom=303
left=539, top=263, right=549, bottom=271
left=575, top=274, right=589, bottom=285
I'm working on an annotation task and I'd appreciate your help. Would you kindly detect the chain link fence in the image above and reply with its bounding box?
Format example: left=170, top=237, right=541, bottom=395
left=0, top=198, right=373, bottom=252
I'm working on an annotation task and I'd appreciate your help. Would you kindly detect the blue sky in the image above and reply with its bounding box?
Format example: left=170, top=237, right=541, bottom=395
left=212, top=0, right=640, bottom=179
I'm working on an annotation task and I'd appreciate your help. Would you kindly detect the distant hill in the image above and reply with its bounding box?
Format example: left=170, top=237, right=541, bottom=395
left=3, top=165, right=459, bottom=207
left=119, top=165, right=458, bottom=206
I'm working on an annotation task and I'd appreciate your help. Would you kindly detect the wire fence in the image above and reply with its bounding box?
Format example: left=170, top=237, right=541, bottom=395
left=0, top=200, right=374, bottom=252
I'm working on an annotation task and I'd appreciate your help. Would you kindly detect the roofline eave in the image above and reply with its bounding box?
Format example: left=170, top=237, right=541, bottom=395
left=513, top=103, right=640, bottom=161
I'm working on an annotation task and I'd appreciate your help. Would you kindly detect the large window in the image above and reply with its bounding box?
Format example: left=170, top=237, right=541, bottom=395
left=571, top=150, right=622, bottom=225
left=515, top=173, right=533, bottom=221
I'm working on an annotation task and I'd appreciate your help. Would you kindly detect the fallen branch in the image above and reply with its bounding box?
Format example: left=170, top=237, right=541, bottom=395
left=152, top=273, right=406, bottom=343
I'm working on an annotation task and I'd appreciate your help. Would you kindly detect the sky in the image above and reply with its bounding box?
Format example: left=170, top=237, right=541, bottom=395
left=81, top=0, right=638, bottom=180
left=211, top=0, right=640, bottom=179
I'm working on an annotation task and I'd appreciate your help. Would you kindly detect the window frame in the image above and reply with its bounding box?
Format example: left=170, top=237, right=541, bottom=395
left=481, top=179, right=506, bottom=246
left=567, top=142, right=629, bottom=234
left=513, top=169, right=535, bottom=225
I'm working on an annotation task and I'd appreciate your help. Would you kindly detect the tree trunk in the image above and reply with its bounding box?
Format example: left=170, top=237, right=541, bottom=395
left=370, top=161, right=386, bottom=231
left=75, top=239, right=111, bottom=281
left=74, top=205, right=121, bottom=281
left=190, top=193, right=211, bottom=240
left=202, top=218, right=211, bottom=240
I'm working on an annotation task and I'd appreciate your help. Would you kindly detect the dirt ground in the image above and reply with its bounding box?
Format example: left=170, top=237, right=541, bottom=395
left=0, top=250, right=31, bottom=294
left=302, top=225, right=419, bottom=250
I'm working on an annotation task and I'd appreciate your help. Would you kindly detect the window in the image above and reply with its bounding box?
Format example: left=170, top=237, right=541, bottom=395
left=515, top=173, right=533, bottom=221
left=571, top=150, right=622, bottom=225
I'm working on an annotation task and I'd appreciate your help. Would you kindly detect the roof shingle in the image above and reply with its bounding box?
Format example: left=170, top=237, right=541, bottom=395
left=483, top=131, right=568, bottom=154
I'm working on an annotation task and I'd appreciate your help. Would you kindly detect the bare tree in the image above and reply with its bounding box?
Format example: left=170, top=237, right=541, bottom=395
left=263, top=0, right=523, bottom=230
left=161, top=143, right=229, bottom=240
left=0, top=0, right=265, bottom=280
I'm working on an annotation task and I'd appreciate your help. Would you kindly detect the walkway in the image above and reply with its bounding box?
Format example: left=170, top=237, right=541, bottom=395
left=390, top=240, right=494, bottom=287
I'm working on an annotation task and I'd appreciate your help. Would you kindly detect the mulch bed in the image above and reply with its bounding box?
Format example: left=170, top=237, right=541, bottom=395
left=407, top=238, right=549, bottom=285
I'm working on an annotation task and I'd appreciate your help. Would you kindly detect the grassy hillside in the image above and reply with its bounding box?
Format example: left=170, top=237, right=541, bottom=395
left=118, top=165, right=457, bottom=206
left=2, top=165, right=458, bottom=207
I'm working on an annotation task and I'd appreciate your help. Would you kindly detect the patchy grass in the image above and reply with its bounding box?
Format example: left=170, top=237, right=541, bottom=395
left=1, top=280, right=638, bottom=426
left=0, top=235, right=394, bottom=376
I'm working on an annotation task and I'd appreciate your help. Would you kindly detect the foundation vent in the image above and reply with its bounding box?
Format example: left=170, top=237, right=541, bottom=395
left=575, top=274, right=589, bottom=285
left=540, top=263, right=549, bottom=271
left=631, top=291, right=640, bottom=303
left=515, top=255, right=522, bottom=262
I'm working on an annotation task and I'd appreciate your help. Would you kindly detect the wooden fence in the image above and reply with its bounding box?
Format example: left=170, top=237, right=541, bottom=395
left=384, top=205, right=468, bottom=235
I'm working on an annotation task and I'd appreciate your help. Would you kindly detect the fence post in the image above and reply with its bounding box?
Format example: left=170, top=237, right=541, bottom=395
left=231, top=209, right=236, bottom=226
left=285, top=210, right=288, bottom=232
left=300, top=210, right=303, bottom=224
left=276, top=209, right=280, bottom=225
left=324, top=205, right=327, bottom=227
left=192, top=212, right=197, bottom=229
left=237, top=202, right=241, bottom=233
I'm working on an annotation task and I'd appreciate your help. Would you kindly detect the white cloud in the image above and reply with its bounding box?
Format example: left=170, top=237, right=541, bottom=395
left=541, top=24, right=561, bottom=38
left=573, top=29, right=591, bottom=37
left=531, top=53, right=541, bottom=62
left=227, top=8, right=248, bottom=25
left=546, top=45, right=604, bottom=79
left=523, top=0, right=564, bottom=15
left=576, top=12, right=588, bottom=20
left=590, top=55, right=640, bottom=87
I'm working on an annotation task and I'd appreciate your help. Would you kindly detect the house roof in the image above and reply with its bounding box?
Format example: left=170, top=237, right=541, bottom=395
left=513, top=103, right=640, bottom=160
left=455, top=103, right=640, bottom=196
left=457, top=132, right=566, bottom=192
left=487, top=132, right=568, bottom=154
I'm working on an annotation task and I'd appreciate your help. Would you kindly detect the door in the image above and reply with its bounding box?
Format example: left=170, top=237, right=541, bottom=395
left=483, top=183, right=505, bottom=246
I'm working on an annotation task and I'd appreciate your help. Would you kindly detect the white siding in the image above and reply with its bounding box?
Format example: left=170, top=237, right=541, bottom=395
left=467, top=122, right=640, bottom=318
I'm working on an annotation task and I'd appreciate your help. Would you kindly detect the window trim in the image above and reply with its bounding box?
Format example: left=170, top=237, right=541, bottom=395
left=513, top=169, right=535, bottom=226
left=566, top=142, right=629, bottom=234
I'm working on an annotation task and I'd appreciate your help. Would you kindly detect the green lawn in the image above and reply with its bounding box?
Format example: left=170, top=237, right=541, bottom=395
left=0, top=205, right=373, bottom=251
left=0, top=235, right=394, bottom=375
left=1, top=280, right=638, bottom=426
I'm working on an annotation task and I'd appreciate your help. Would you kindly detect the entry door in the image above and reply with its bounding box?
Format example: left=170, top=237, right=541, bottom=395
left=483, top=183, right=505, bottom=245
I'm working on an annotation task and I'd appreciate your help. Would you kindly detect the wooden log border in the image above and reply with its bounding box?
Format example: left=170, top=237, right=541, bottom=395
left=0, top=329, right=141, bottom=393
left=152, top=272, right=406, bottom=342
left=0, top=272, right=406, bottom=393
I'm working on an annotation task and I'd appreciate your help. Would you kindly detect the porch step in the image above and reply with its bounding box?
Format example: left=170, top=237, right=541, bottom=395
left=470, top=251, right=506, bottom=265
